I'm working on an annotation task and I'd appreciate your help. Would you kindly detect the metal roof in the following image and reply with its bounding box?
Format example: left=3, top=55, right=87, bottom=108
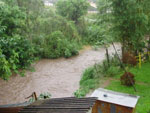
left=19, top=97, right=97, bottom=113
left=91, top=88, right=139, bottom=108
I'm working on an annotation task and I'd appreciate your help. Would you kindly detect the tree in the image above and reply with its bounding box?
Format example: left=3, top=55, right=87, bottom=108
left=110, top=0, right=148, bottom=53
left=56, top=0, right=89, bottom=24
left=97, top=0, right=114, bottom=57
left=0, top=1, right=25, bottom=36
left=15, top=0, right=44, bottom=39
left=0, top=1, right=35, bottom=80
left=97, top=0, right=112, bottom=24
left=143, top=0, right=150, bottom=36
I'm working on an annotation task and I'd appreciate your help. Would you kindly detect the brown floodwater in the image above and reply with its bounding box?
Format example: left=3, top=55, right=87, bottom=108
left=0, top=44, right=120, bottom=105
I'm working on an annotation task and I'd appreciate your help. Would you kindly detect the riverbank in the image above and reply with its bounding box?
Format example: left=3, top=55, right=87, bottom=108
left=79, top=58, right=150, bottom=112
left=0, top=43, right=120, bottom=105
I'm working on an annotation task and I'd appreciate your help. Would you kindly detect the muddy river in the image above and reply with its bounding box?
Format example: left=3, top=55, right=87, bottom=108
left=0, top=44, right=120, bottom=105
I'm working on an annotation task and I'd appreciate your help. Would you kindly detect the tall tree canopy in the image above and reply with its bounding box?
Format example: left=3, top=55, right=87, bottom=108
left=56, top=0, right=89, bottom=23
left=0, top=0, right=82, bottom=80
left=0, top=1, right=25, bottom=36
left=110, top=0, right=148, bottom=52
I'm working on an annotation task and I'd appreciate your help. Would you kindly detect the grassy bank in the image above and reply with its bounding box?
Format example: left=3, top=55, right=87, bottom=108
left=106, top=62, right=150, bottom=113
left=76, top=60, right=150, bottom=113
left=74, top=55, right=121, bottom=97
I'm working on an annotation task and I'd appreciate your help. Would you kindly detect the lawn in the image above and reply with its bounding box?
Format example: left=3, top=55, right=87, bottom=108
left=106, top=62, right=150, bottom=113
left=76, top=61, right=150, bottom=113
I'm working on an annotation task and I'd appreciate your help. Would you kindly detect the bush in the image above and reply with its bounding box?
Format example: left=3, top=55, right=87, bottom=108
left=31, top=12, right=81, bottom=58
left=122, top=52, right=137, bottom=66
left=0, top=2, right=36, bottom=80
left=80, top=67, right=95, bottom=84
left=42, top=31, right=65, bottom=58
left=74, top=89, right=88, bottom=98
left=98, top=54, right=121, bottom=76
left=106, top=66, right=120, bottom=76
left=1, top=35, right=35, bottom=68
left=38, top=92, right=51, bottom=100
left=64, top=42, right=79, bottom=58
left=120, top=72, right=135, bottom=86
left=0, top=1, right=26, bottom=37
left=0, top=48, right=11, bottom=80
left=74, top=54, right=122, bottom=97
left=86, top=24, right=103, bottom=44
left=0, top=35, right=35, bottom=79
left=42, top=31, right=80, bottom=59
left=36, top=15, right=80, bottom=41
left=29, top=92, right=51, bottom=102
left=74, top=66, right=102, bottom=97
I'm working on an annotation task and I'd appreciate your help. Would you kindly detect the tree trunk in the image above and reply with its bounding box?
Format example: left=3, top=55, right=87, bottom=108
left=105, top=48, right=110, bottom=67
left=17, top=0, right=22, bottom=7
left=122, top=37, right=125, bottom=57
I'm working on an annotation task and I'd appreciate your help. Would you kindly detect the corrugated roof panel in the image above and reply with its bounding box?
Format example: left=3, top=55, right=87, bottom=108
left=19, top=97, right=97, bottom=113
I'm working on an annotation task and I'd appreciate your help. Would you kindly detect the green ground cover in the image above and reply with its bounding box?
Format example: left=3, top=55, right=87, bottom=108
left=106, top=62, right=150, bottom=113
left=76, top=61, right=150, bottom=113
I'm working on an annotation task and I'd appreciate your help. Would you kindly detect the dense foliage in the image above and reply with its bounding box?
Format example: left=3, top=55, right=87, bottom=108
left=107, top=0, right=148, bottom=53
left=0, top=1, right=25, bottom=36
left=56, top=0, right=89, bottom=23
left=0, top=0, right=87, bottom=80
left=74, top=54, right=121, bottom=97
left=83, top=0, right=113, bottom=45
left=0, top=1, right=35, bottom=80
left=1, top=0, right=150, bottom=85
left=42, top=31, right=79, bottom=58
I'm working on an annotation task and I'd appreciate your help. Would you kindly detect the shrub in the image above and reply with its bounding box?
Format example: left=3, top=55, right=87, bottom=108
left=0, top=1, right=26, bottom=37
left=106, top=66, right=120, bottom=76
left=86, top=24, right=103, bottom=44
left=74, top=66, right=102, bottom=97
left=120, top=72, right=135, bottom=86
left=80, top=67, right=96, bottom=84
left=64, top=42, right=79, bottom=58
left=74, top=54, right=122, bottom=97
left=122, top=52, right=137, bottom=66
left=0, top=48, right=11, bottom=80
left=74, top=89, right=88, bottom=98
left=42, top=31, right=65, bottom=58
left=0, top=35, right=35, bottom=79
left=37, top=15, right=80, bottom=41
left=29, top=92, right=51, bottom=102
left=31, top=13, right=81, bottom=58
left=1, top=35, right=35, bottom=68
left=99, top=54, right=121, bottom=76
left=38, top=92, right=51, bottom=100
left=42, top=31, right=79, bottom=59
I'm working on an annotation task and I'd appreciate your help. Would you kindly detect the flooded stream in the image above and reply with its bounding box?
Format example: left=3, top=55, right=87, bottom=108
left=0, top=44, right=120, bottom=105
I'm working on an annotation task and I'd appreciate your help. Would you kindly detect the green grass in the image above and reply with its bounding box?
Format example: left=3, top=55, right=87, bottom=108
left=74, top=55, right=121, bottom=97
left=76, top=58, right=150, bottom=112
left=106, top=62, right=150, bottom=113
left=129, top=63, right=150, bottom=83
left=74, top=66, right=99, bottom=97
